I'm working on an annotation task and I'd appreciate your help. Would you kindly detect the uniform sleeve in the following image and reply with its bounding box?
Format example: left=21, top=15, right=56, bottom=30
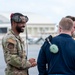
left=37, top=42, right=48, bottom=75
left=2, top=37, right=31, bottom=69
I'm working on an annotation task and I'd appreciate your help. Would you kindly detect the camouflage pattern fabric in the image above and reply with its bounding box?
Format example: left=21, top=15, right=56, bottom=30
left=2, top=29, right=31, bottom=75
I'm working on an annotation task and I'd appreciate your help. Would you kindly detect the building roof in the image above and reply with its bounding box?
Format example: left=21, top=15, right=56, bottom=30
left=0, top=12, right=55, bottom=24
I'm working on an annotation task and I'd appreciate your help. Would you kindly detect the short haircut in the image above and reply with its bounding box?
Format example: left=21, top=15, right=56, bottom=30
left=65, top=16, right=75, bottom=21
left=59, top=18, right=73, bottom=31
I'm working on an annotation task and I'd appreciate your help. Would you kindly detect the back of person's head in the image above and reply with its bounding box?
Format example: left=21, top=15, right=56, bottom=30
left=10, top=12, right=28, bottom=24
left=59, top=18, right=73, bottom=31
left=65, top=16, right=75, bottom=21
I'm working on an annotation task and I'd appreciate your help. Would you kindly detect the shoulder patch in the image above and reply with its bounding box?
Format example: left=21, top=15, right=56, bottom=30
left=7, top=38, right=16, bottom=44
left=7, top=43, right=14, bottom=49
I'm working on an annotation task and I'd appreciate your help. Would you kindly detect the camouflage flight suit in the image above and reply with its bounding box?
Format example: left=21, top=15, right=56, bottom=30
left=2, top=29, right=31, bottom=75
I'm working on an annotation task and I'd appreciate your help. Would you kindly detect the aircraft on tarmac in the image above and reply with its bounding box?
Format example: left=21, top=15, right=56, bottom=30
left=27, top=36, right=44, bottom=44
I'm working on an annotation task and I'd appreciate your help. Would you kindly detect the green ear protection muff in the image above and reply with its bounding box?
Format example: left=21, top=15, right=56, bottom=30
left=11, top=13, right=29, bottom=23
left=12, top=15, right=21, bottom=23
left=45, top=35, right=59, bottom=54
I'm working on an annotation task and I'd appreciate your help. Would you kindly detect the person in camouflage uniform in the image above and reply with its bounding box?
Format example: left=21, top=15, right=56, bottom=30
left=2, top=13, right=37, bottom=75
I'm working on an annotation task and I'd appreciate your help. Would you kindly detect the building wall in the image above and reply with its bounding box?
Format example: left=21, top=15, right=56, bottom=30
left=24, top=23, right=58, bottom=39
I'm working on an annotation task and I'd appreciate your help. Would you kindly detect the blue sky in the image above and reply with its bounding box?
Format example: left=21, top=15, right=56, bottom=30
left=0, top=0, right=75, bottom=24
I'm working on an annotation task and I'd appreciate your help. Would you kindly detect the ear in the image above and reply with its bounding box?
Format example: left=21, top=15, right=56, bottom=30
left=71, top=27, right=74, bottom=34
left=59, top=26, right=62, bottom=32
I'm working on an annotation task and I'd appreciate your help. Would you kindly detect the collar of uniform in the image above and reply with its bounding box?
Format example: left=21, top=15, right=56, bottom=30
left=59, top=33, right=72, bottom=38
left=10, top=29, right=21, bottom=40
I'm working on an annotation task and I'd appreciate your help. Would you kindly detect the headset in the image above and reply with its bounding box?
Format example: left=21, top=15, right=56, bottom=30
left=11, top=13, right=29, bottom=23
left=45, top=35, right=59, bottom=54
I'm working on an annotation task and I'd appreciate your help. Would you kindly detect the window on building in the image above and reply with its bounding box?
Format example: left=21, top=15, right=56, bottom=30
left=0, top=27, right=7, bottom=33
left=50, top=27, right=54, bottom=31
left=34, top=27, right=37, bottom=34
left=39, top=27, right=43, bottom=33
left=45, top=27, right=49, bottom=30
left=28, top=27, right=32, bottom=34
